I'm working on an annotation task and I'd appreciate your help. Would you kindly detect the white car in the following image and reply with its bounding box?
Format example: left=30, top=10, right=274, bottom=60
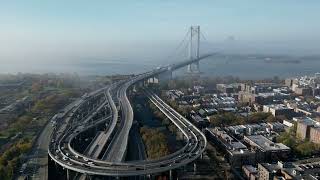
left=83, top=157, right=89, bottom=162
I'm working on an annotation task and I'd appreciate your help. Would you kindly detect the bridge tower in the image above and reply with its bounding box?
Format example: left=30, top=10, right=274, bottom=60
left=187, top=26, right=201, bottom=73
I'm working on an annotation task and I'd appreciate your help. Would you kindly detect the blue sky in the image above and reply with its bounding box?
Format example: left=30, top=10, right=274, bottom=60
left=0, top=1, right=320, bottom=63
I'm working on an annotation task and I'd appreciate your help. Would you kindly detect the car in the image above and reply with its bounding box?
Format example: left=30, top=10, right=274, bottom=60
left=55, top=149, right=59, bottom=153
left=66, top=153, right=69, bottom=157
left=67, top=162, right=73, bottom=166
left=83, top=157, right=89, bottom=162
left=75, top=155, right=79, bottom=158
left=88, top=162, right=94, bottom=166
left=63, top=156, right=68, bottom=161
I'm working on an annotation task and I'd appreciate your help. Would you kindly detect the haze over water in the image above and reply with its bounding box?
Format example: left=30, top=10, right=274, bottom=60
left=2, top=55, right=319, bottom=79
left=1, top=1, right=320, bottom=79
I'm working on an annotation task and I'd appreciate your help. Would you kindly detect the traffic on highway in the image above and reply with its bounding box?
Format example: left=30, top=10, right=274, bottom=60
left=48, top=56, right=210, bottom=178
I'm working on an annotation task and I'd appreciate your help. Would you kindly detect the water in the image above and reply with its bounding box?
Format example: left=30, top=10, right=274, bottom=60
left=1, top=55, right=320, bottom=79
left=173, top=55, right=320, bottom=79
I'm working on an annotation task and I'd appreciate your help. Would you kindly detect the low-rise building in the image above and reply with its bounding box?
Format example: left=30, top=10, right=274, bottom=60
left=267, top=122, right=285, bottom=132
left=294, top=86, right=313, bottom=96
left=193, top=85, right=205, bottom=94
left=239, top=92, right=274, bottom=105
left=313, top=88, right=320, bottom=96
left=166, top=90, right=184, bottom=100
left=242, top=165, right=258, bottom=180
left=191, top=114, right=209, bottom=127
left=244, top=135, right=290, bottom=163
left=198, top=108, right=218, bottom=117
left=285, top=78, right=295, bottom=88
left=309, top=127, right=320, bottom=144
left=263, top=104, right=295, bottom=118
left=257, top=161, right=301, bottom=180
left=282, top=119, right=295, bottom=128
left=216, top=84, right=237, bottom=94
left=295, top=117, right=320, bottom=140
left=205, top=128, right=255, bottom=168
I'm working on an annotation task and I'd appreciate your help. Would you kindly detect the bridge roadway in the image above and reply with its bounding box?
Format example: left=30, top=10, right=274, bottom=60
left=83, top=84, right=119, bottom=159
left=48, top=55, right=211, bottom=177
left=102, top=77, right=136, bottom=162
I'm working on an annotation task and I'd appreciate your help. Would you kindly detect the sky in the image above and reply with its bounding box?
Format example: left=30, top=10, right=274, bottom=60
left=1, top=1, right=320, bottom=65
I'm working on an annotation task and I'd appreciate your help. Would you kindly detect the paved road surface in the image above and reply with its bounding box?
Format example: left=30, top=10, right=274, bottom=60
left=27, top=121, right=53, bottom=180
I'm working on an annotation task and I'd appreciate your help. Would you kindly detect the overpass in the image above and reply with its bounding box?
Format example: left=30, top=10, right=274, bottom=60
left=48, top=27, right=212, bottom=179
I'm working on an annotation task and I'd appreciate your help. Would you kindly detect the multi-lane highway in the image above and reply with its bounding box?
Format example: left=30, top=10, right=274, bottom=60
left=48, top=55, right=211, bottom=178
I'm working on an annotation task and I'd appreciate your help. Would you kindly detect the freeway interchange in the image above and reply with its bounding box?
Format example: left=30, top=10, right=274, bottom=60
left=48, top=57, right=209, bottom=178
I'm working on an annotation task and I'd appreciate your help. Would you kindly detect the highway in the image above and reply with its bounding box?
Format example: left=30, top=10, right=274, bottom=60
left=103, top=79, right=134, bottom=162
left=48, top=55, right=211, bottom=178
left=25, top=118, right=53, bottom=180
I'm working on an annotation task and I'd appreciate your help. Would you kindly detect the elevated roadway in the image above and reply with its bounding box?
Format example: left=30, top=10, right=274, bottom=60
left=48, top=55, right=212, bottom=178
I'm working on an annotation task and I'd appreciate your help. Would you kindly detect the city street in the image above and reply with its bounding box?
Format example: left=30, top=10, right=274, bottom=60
left=26, top=121, right=53, bottom=180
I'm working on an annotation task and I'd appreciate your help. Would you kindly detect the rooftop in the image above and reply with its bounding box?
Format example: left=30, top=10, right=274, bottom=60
left=264, top=104, right=293, bottom=110
left=245, top=135, right=290, bottom=152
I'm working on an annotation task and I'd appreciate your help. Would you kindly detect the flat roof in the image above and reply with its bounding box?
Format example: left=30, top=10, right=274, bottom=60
left=264, top=104, right=293, bottom=110
left=245, top=135, right=290, bottom=151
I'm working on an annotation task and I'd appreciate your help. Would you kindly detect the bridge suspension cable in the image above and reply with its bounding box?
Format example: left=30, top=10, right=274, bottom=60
left=165, top=28, right=191, bottom=61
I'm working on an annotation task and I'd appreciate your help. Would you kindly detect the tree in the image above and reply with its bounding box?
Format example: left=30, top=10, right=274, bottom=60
left=295, top=142, right=317, bottom=156
left=248, top=112, right=271, bottom=123
left=209, top=113, right=245, bottom=126
left=140, top=127, right=170, bottom=159
left=266, top=115, right=276, bottom=122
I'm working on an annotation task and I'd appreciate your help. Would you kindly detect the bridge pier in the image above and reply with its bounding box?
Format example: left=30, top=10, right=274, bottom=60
left=147, top=77, right=158, bottom=84
left=187, top=62, right=200, bottom=74
left=143, top=80, right=148, bottom=87
left=86, top=174, right=92, bottom=180
left=187, top=64, right=192, bottom=73
left=169, top=169, right=173, bottom=180
left=193, top=162, right=197, bottom=174
left=195, top=61, right=200, bottom=73
left=66, top=169, right=70, bottom=180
